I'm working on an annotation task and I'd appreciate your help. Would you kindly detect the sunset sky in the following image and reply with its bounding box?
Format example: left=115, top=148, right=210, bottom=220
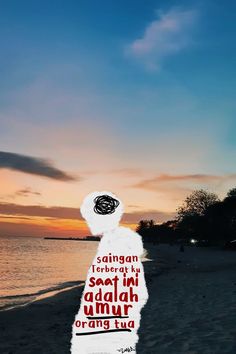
left=0, top=0, right=236, bottom=237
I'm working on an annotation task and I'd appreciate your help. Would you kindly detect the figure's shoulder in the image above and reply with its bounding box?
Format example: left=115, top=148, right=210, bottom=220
left=115, top=226, right=141, bottom=238
left=116, top=226, right=144, bottom=255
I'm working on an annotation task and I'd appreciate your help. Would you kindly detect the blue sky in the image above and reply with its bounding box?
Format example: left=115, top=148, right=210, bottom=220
left=1, top=0, right=235, bottom=113
left=0, top=1, right=235, bottom=128
left=0, top=0, right=236, bottom=235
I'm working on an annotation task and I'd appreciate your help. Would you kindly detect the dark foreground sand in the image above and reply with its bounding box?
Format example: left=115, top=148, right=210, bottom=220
left=0, top=245, right=236, bottom=354
left=138, top=245, right=236, bottom=354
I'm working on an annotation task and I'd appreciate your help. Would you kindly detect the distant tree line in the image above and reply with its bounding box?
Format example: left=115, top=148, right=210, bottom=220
left=136, top=188, right=236, bottom=246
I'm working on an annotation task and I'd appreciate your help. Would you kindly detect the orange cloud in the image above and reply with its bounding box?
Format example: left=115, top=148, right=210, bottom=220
left=132, top=173, right=236, bottom=190
left=0, top=203, right=81, bottom=219
left=0, top=201, right=173, bottom=237
left=0, top=202, right=174, bottom=223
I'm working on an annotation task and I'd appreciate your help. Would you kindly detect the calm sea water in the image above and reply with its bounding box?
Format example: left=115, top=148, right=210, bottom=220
left=0, top=236, right=98, bottom=310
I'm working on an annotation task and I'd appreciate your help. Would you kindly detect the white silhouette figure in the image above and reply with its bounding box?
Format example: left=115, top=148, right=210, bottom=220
left=71, top=191, right=148, bottom=354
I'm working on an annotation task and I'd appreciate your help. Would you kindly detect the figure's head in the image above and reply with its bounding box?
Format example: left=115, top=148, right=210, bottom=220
left=80, top=191, right=124, bottom=235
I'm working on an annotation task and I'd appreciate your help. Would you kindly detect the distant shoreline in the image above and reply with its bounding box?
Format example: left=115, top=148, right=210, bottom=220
left=44, top=236, right=100, bottom=241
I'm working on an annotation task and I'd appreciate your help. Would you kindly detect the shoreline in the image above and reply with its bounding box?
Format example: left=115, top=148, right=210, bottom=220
left=0, top=282, right=85, bottom=312
left=1, top=245, right=236, bottom=353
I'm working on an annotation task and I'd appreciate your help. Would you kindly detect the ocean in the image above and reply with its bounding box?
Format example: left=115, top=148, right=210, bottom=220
left=0, top=236, right=98, bottom=310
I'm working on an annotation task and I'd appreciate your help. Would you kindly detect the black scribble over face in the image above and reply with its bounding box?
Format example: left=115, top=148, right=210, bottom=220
left=93, top=195, right=120, bottom=215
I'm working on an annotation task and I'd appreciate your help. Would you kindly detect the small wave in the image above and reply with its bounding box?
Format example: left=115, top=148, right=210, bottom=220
left=0, top=281, right=84, bottom=311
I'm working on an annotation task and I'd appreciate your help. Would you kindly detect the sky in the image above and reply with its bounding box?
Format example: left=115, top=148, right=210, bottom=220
left=0, top=0, right=236, bottom=237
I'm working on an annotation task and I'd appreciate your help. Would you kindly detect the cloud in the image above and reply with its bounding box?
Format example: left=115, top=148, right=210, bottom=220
left=15, top=188, right=41, bottom=197
left=127, top=7, right=198, bottom=70
left=0, top=151, right=76, bottom=181
left=132, top=173, right=236, bottom=191
left=0, top=202, right=174, bottom=224
left=0, top=187, right=41, bottom=201
left=0, top=215, right=33, bottom=220
left=0, top=202, right=81, bottom=219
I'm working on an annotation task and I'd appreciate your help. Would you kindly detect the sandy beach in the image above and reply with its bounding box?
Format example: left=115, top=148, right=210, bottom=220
left=1, top=245, right=236, bottom=354
left=138, top=245, right=236, bottom=354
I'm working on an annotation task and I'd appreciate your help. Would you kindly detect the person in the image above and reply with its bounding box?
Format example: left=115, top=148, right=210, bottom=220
left=70, top=191, right=148, bottom=354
